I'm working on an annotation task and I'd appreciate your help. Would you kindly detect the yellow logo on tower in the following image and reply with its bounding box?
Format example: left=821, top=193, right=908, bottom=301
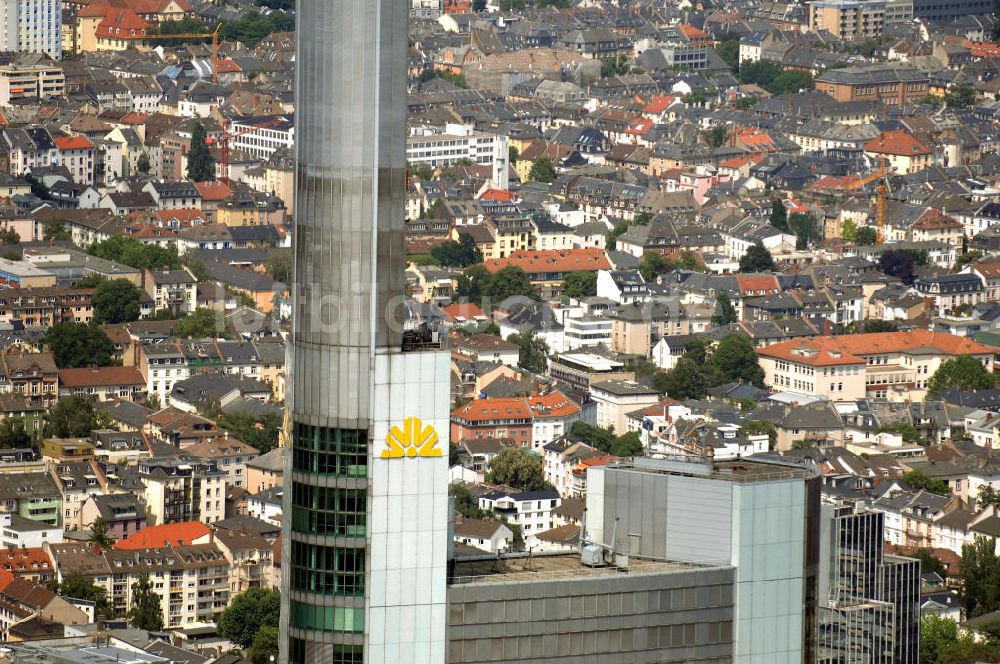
left=381, top=417, right=442, bottom=458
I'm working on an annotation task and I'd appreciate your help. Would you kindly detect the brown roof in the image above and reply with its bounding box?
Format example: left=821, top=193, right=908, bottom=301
left=58, top=366, right=144, bottom=388
left=453, top=516, right=506, bottom=540
left=535, top=523, right=581, bottom=544
left=483, top=248, right=611, bottom=275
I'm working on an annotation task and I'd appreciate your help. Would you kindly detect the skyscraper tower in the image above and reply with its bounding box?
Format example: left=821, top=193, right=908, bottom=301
left=280, top=0, right=451, bottom=662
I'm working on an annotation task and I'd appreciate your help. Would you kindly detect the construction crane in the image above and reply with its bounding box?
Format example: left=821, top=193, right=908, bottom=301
left=150, top=23, right=223, bottom=83
left=205, top=117, right=283, bottom=182
left=844, top=158, right=889, bottom=244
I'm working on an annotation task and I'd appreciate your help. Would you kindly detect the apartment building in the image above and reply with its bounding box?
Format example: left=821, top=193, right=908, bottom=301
left=0, top=472, right=60, bottom=525
left=815, top=65, right=929, bottom=105
left=0, top=287, right=94, bottom=327
left=143, top=267, right=198, bottom=316
left=478, top=489, right=561, bottom=534
left=591, top=379, right=661, bottom=434
left=228, top=114, right=295, bottom=162
left=208, top=528, right=273, bottom=594
left=758, top=330, right=998, bottom=401
left=407, top=123, right=509, bottom=188
left=0, top=54, right=64, bottom=106
left=53, top=135, right=95, bottom=185
left=451, top=392, right=582, bottom=449
left=0, top=349, right=59, bottom=409
left=57, top=366, right=146, bottom=401
left=137, top=458, right=226, bottom=526
left=808, top=0, right=885, bottom=39
left=0, top=0, right=62, bottom=58
left=138, top=341, right=189, bottom=405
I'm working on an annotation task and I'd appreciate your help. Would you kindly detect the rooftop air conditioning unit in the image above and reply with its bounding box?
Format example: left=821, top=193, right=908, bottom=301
left=580, top=544, right=604, bottom=567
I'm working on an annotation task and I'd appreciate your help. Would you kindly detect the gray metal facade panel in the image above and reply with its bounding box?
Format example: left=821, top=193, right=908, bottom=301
left=665, top=476, right=733, bottom=566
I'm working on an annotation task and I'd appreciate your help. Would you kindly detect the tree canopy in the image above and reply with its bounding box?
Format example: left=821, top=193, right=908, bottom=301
left=508, top=329, right=549, bottom=374
left=769, top=199, right=788, bottom=231
left=485, top=447, right=550, bottom=491
left=963, top=536, right=1000, bottom=618
left=92, top=278, right=142, bottom=324
left=655, top=356, right=707, bottom=400
left=54, top=574, right=109, bottom=613
left=712, top=292, right=737, bottom=326
left=173, top=308, right=226, bottom=339
left=528, top=157, right=557, bottom=183
left=217, top=588, right=281, bottom=648
left=927, top=356, right=996, bottom=396
left=457, top=265, right=539, bottom=308
left=431, top=233, right=482, bottom=268
left=219, top=11, right=294, bottom=48
left=88, top=236, right=181, bottom=271
left=45, top=396, right=105, bottom=438
left=562, top=271, right=597, bottom=299
left=186, top=123, right=215, bottom=181
left=738, top=243, right=776, bottom=272
left=43, top=322, right=116, bottom=368
left=902, top=469, right=951, bottom=496
left=855, top=226, right=878, bottom=245
left=128, top=572, right=163, bottom=631
left=568, top=422, right=645, bottom=457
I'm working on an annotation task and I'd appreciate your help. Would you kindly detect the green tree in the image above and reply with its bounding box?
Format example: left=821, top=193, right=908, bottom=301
left=683, top=89, right=707, bottom=105
left=978, top=484, right=1000, bottom=509
left=921, top=614, right=963, bottom=664
left=455, top=264, right=491, bottom=306
left=0, top=228, right=19, bottom=244
left=944, top=83, right=976, bottom=109
left=265, top=248, right=291, bottom=284
left=482, top=266, right=538, bottom=304
left=173, top=308, right=225, bottom=339
left=568, top=422, right=616, bottom=449
left=42, top=322, right=116, bottom=368
left=861, top=320, right=899, bottom=333
left=703, top=126, right=727, bottom=147
left=508, top=330, right=548, bottom=373
left=902, top=469, right=951, bottom=496
left=219, top=11, right=293, bottom=48
left=658, top=357, right=707, bottom=400
left=712, top=292, right=738, bottom=326
left=528, top=157, right=557, bottom=183
left=89, top=516, right=113, bottom=549
left=127, top=572, right=163, bottom=631
left=449, top=483, right=490, bottom=519
left=738, top=243, right=776, bottom=272
left=683, top=338, right=711, bottom=365
left=136, top=152, right=150, bottom=175
left=769, top=199, right=788, bottom=232
left=841, top=218, right=858, bottom=242
left=45, top=395, right=100, bottom=438
left=855, top=226, right=878, bottom=245
left=56, top=574, right=109, bottom=613
left=716, top=39, right=739, bottom=70
left=610, top=431, right=644, bottom=457
left=705, top=333, right=765, bottom=387
left=605, top=221, right=628, bottom=250
left=638, top=252, right=676, bottom=282
left=928, top=356, right=996, bottom=396
left=92, top=278, right=142, bottom=324
left=733, top=94, right=758, bottom=110
left=633, top=211, right=653, bottom=226
left=431, top=232, right=482, bottom=267
left=0, top=418, right=32, bottom=448
left=186, top=123, right=215, bottom=182
left=912, top=548, right=946, bottom=578
left=937, top=641, right=1000, bottom=663
left=562, top=271, right=597, bottom=298
left=485, top=447, right=549, bottom=491
left=42, top=220, right=71, bottom=242
left=962, top=536, right=1000, bottom=618
left=88, top=236, right=180, bottom=271
left=216, top=411, right=282, bottom=454
left=217, top=588, right=281, bottom=648
left=600, top=55, right=629, bottom=77
left=789, top=212, right=818, bottom=249
left=739, top=60, right=783, bottom=86
left=75, top=273, right=107, bottom=288
left=508, top=145, right=519, bottom=165
left=880, top=249, right=916, bottom=284
left=250, top=625, right=279, bottom=664
left=767, top=70, right=814, bottom=95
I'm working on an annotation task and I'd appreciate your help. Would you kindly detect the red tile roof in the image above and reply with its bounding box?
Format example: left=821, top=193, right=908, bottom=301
left=483, top=248, right=611, bottom=275
left=442, top=302, right=486, bottom=322
left=0, top=548, right=51, bottom=576
left=193, top=180, right=232, bottom=201
left=865, top=130, right=931, bottom=156
left=58, top=366, right=145, bottom=388
left=95, top=8, right=150, bottom=37
left=527, top=391, right=581, bottom=419
left=452, top=397, right=532, bottom=422
left=760, top=330, right=1000, bottom=366
left=736, top=275, right=780, bottom=294
left=115, top=522, right=210, bottom=549
left=54, top=136, right=94, bottom=151
left=642, top=96, right=676, bottom=114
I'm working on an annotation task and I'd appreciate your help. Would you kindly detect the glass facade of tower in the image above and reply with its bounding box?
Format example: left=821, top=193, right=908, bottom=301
left=283, top=0, right=450, bottom=660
